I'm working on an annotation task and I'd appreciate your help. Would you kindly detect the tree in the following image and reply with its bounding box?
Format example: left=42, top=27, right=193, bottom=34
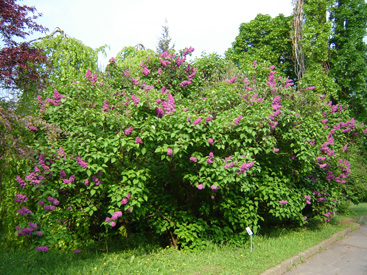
left=329, top=0, right=367, bottom=120
left=226, top=14, right=296, bottom=80
left=294, top=0, right=339, bottom=96
left=0, top=0, right=48, bottom=91
left=156, top=19, right=174, bottom=54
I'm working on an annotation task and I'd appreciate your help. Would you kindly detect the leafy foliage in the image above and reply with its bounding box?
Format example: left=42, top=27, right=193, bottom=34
left=226, top=14, right=295, bottom=80
left=329, top=0, right=367, bottom=120
left=0, top=0, right=48, bottom=90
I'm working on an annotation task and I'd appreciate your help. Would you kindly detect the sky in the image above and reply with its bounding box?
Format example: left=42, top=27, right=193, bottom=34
left=22, top=0, right=294, bottom=69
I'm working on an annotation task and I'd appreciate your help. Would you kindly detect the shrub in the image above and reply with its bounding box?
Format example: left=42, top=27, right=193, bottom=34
left=9, top=48, right=367, bottom=251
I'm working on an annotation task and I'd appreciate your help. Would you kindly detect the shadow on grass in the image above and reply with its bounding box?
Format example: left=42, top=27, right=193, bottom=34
left=0, top=233, right=164, bottom=275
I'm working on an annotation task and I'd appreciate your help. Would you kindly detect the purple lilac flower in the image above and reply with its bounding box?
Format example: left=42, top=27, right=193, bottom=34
left=91, top=74, right=97, bottom=84
left=206, top=158, right=212, bottom=164
left=121, top=193, right=130, bottom=205
left=167, top=148, right=173, bottom=155
left=63, top=175, right=75, bottom=184
left=183, top=47, right=195, bottom=56
left=102, top=100, right=109, bottom=113
left=225, top=77, right=236, bottom=84
left=18, top=227, right=34, bottom=236
left=190, top=157, right=197, bottom=162
left=193, top=117, right=202, bottom=125
left=238, top=161, right=254, bottom=174
left=234, top=115, right=242, bottom=126
left=179, top=80, right=192, bottom=87
left=208, top=138, right=213, bottom=145
left=28, top=222, right=37, bottom=230
left=47, top=197, right=59, bottom=205
left=36, top=231, right=43, bottom=236
left=18, top=206, right=32, bottom=215
left=131, top=95, right=140, bottom=106
left=57, top=147, right=66, bottom=158
left=124, top=126, right=133, bottom=135
left=73, top=249, right=81, bottom=253
left=76, top=156, right=88, bottom=169
left=18, top=148, right=26, bottom=156
left=111, top=221, right=116, bottom=227
left=112, top=211, right=122, bottom=220
left=35, top=245, right=49, bottom=252
left=161, top=93, right=175, bottom=115
left=197, top=184, right=203, bottom=190
left=142, top=67, right=150, bottom=75
left=131, top=78, right=139, bottom=85
left=273, top=148, right=279, bottom=153
left=28, top=126, right=38, bottom=131
left=135, top=137, right=143, bottom=144
left=156, top=107, right=164, bottom=118
left=225, top=156, right=233, bottom=163
left=279, top=200, right=288, bottom=205
left=14, top=193, right=28, bottom=203
left=159, top=59, right=168, bottom=67
left=85, top=69, right=92, bottom=79
left=16, top=175, right=26, bottom=188
left=305, top=86, right=315, bottom=90
left=44, top=205, right=56, bottom=211
left=211, top=185, right=219, bottom=191
left=205, top=116, right=212, bottom=123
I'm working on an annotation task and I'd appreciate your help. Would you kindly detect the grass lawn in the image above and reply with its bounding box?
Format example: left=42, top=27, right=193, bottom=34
left=1, top=203, right=366, bottom=275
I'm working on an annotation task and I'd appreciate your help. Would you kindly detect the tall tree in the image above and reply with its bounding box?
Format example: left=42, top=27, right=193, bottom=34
left=293, top=0, right=339, bottom=96
left=156, top=19, right=174, bottom=54
left=329, top=0, right=367, bottom=120
left=226, top=14, right=296, bottom=80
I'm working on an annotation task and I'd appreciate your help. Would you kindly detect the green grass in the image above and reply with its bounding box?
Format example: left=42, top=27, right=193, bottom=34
left=1, top=203, right=366, bottom=275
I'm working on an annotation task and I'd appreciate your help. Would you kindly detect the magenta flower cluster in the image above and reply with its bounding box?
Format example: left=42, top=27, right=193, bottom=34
left=190, top=156, right=198, bottom=162
left=17, top=206, right=32, bottom=215
left=14, top=193, right=28, bottom=203
left=121, top=193, right=131, bottom=205
left=35, top=245, right=49, bottom=252
left=237, top=161, right=254, bottom=175
left=47, top=196, right=59, bottom=205
left=76, top=156, right=88, bottom=169
left=234, top=115, right=242, bottom=126
left=193, top=117, right=202, bottom=125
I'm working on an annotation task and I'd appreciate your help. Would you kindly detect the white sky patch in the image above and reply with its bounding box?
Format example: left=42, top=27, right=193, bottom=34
left=22, top=0, right=294, bottom=69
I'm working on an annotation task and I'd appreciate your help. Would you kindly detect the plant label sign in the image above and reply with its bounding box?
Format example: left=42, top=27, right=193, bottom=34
left=246, top=227, right=253, bottom=236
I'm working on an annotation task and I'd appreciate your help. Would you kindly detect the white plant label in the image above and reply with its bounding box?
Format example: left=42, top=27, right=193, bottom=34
left=246, top=227, right=253, bottom=236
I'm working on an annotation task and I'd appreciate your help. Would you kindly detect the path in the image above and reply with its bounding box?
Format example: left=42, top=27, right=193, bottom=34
left=284, top=222, right=367, bottom=275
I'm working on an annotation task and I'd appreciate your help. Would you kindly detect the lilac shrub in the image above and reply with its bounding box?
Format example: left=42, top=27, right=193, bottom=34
left=11, top=49, right=367, bottom=251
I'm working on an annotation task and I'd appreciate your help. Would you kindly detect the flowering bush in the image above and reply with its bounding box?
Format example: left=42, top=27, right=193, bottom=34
left=8, top=48, right=367, bottom=251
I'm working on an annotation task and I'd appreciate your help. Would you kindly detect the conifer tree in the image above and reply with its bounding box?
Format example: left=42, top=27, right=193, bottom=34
left=156, top=19, right=175, bottom=54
